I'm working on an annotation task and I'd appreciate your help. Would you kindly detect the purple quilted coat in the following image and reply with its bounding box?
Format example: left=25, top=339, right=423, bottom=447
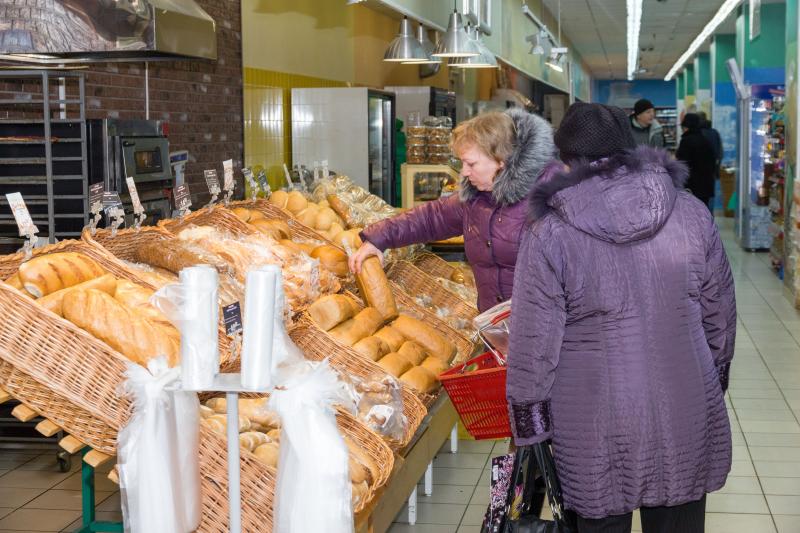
left=360, top=109, right=556, bottom=312
left=506, top=146, right=736, bottom=519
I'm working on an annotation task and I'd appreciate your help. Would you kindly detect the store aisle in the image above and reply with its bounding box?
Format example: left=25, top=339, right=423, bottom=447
left=389, top=219, right=800, bottom=533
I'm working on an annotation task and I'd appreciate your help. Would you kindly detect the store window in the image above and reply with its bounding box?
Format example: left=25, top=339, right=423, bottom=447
left=462, top=0, right=492, bottom=35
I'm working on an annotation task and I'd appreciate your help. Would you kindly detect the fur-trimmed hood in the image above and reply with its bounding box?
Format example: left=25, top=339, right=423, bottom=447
left=529, top=145, right=689, bottom=244
left=459, top=108, right=555, bottom=206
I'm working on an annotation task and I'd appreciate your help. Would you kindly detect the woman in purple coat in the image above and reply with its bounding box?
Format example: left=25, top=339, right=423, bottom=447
left=349, top=108, right=556, bottom=312
left=507, top=103, right=736, bottom=532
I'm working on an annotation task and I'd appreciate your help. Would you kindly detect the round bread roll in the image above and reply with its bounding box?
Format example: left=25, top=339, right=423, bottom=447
left=421, top=356, right=448, bottom=376
left=267, top=428, right=281, bottom=442
left=315, top=207, right=338, bottom=231
left=399, top=366, right=437, bottom=394
left=253, top=442, right=280, bottom=468
left=205, top=398, right=227, bottom=413
left=203, top=416, right=226, bottom=434
left=318, top=199, right=329, bottom=208
left=352, top=335, right=391, bottom=361
left=332, top=229, right=363, bottom=254
left=268, top=190, right=289, bottom=209
left=310, top=245, right=348, bottom=277
left=231, top=207, right=251, bottom=222
left=286, top=190, right=308, bottom=214
left=374, top=326, right=405, bottom=352
left=295, top=205, right=320, bottom=227
left=377, top=352, right=412, bottom=378
left=397, top=341, right=428, bottom=366
left=327, top=222, right=345, bottom=239
left=199, top=405, right=215, bottom=419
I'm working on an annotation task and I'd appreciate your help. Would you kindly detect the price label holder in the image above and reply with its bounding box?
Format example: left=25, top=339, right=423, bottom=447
left=174, top=183, right=192, bottom=217
left=223, top=301, right=243, bottom=353
left=204, top=169, right=221, bottom=208
left=6, top=192, right=39, bottom=259
left=87, top=182, right=104, bottom=235
left=102, top=192, right=125, bottom=237
left=222, top=159, right=234, bottom=205
left=242, top=168, right=257, bottom=201
left=125, top=177, right=146, bottom=230
left=256, top=169, right=269, bottom=197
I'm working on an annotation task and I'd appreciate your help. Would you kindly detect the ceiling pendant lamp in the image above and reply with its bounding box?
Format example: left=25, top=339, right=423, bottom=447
left=433, top=10, right=479, bottom=58
left=449, top=26, right=498, bottom=68
left=384, top=16, right=428, bottom=62
left=402, top=24, right=441, bottom=64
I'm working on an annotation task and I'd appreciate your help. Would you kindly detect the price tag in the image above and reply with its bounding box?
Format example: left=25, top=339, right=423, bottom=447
left=102, top=191, right=123, bottom=213
left=204, top=169, right=221, bottom=196
left=89, top=183, right=104, bottom=214
left=125, top=177, right=144, bottom=215
left=223, top=302, right=243, bottom=335
left=223, top=159, right=234, bottom=193
left=5, top=192, right=38, bottom=237
left=174, top=183, right=192, bottom=212
left=243, top=168, right=257, bottom=198
left=256, top=169, right=268, bottom=192
left=102, top=191, right=125, bottom=235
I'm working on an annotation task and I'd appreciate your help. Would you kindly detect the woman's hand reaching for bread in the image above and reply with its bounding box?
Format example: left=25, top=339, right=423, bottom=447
left=349, top=241, right=384, bottom=274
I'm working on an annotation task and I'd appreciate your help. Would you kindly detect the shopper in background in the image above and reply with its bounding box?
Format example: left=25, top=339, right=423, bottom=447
left=507, top=102, right=735, bottom=533
left=629, top=98, right=665, bottom=148
left=677, top=113, right=718, bottom=211
left=698, top=110, right=723, bottom=178
left=348, top=108, right=556, bottom=312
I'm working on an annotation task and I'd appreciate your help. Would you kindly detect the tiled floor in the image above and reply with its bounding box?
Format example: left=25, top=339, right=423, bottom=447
left=389, top=219, right=800, bottom=533
left=1, top=219, right=799, bottom=532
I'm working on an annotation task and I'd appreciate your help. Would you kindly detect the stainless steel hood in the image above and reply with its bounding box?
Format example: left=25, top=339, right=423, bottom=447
left=0, top=0, right=217, bottom=64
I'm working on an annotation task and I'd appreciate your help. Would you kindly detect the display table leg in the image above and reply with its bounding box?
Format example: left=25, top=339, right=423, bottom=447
left=408, top=486, right=418, bottom=525
left=226, top=391, right=241, bottom=533
left=450, top=425, right=458, bottom=454
left=424, top=462, right=433, bottom=496
left=75, top=448, right=123, bottom=533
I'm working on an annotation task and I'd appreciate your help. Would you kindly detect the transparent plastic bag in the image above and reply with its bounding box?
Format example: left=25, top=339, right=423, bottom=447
left=117, top=356, right=200, bottom=533
left=473, top=299, right=512, bottom=359
left=269, top=361, right=353, bottom=533
left=348, top=374, right=407, bottom=442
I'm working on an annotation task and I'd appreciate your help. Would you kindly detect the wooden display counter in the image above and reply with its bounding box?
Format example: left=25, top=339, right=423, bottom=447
left=356, top=394, right=459, bottom=533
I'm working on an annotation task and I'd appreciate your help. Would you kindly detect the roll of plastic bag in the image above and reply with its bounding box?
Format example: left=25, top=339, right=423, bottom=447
left=117, top=356, right=201, bottom=533
left=270, top=361, right=353, bottom=533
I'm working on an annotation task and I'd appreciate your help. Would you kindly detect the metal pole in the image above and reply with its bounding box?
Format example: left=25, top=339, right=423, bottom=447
left=145, top=62, right=150, bottom=120
left=226, top=392, right=241, bottom=533
left=42, top=72, right=55, bottom=244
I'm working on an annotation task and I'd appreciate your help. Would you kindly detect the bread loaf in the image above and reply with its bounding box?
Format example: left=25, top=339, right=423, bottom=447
left=349, top=455, right=372, bottom=484
left=392, top=314, right=456, bottom=363
left=328, top=307, right=383, bottom=346
left=267, top=428, right=281, bottom=441
left=352, top=336, right=391, bottom=361
left=62, top=289, right=180, bottom=367
left=332, top=229, right=363, bottom=254
left=308, top=294, right=357, bottom=331
left=377, top=352, right=412, bottom=378
left=205, top=397, right=227, bottom=414
left=397, top=341, right=428, bottom=366
left=286, top=191, right=308, bottom=214
left=239, top=431, right=271, bottom=451
left=113, top=279, right=172, bottom=326
left=4, top=273, right=24, bottom=292
left=399, top=366, right=437, bottom=393
left=253, top=442, right=280, bottom=468
left=199, top=405, right=215, bottom=419
left=421, top=356, right=448, bottom=376
left=19, top=252, right=105, bottom=298
left=37, top=274, right=117, bottom=316
left=203, top=416, right=226, bottom=434
left=314, top=207, right=338, bottom=231
left=250, top=219, right=291, bottom=240
left=326, top=223, right=345, bottom=241
left=351, top=481, right=369, bottom=509
left=278, top=239, right=304, bottom=254
left=268, top=190, right=289, bottom=209
left=232, top=207, right=251, bottom=222
left=355, top=257, right=397, bottom=321
left=374, top=326, right=405, bottom=352
left=248, top=210, right=265, bottom=221
left=327, top=194, right=353, bottom=227
left=134, top=240, right=227, bottom=275
left=310, top=245, right=348, bottom=277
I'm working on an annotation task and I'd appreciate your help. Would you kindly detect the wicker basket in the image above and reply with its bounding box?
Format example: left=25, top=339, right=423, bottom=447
left=227, top=199, right=334, bottom=245
left=412, top=251, right=457, bottom=280
left=289, top=321, right=426, bottom=449
left=387, top=260, right=478, bottom=321
left=159, top=205, right=258, bottom=237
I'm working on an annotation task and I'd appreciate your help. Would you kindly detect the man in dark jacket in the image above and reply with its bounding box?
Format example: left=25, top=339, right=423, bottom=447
left=698, top=111, right=723, bottom=189
left=676, top=113, right=717, bottom=211
left=630, top=98, right=665, bottom=148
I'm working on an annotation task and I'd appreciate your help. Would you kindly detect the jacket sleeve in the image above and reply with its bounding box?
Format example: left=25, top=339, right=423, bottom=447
left=506, top=227, right=566, bottom=446
left=700, top=214, right=736, bottom=392
left=651, top=130, right=665, bottom=149
left=359, top=194, right=464, bottom=251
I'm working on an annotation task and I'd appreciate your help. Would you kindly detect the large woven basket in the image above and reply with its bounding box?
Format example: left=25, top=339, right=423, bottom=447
left=412, top=251, right=457, bottom=279
left=387, top=260, right=478, bottom=321
left=289, top=322, right=426, bottom=449
left=227, top=199, right=333, bottom=245
left=159, top=205, right=258, bottom=237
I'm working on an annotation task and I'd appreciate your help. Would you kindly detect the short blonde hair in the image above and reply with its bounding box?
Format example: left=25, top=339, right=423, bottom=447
left=450, top=112, right=515, bottom=163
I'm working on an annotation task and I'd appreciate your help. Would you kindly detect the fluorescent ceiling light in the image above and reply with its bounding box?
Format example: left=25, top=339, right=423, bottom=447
left=546, top=60, right=563, bottom=73
left=626, top=0, right=643, bottom=80
left=665, top=0, right=742, bottom=80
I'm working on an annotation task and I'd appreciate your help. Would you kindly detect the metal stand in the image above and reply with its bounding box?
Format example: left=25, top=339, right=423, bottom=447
left=75, top=448, right=122, bottom=533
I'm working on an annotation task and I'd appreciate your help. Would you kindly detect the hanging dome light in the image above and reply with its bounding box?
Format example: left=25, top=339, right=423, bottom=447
left=384, top=16, right=428, bottom=62
left=449, top=26, right=498, bottom=68
left=432, top=10, right=479, bottom=58
left=402, top=24, right=441, bottom=64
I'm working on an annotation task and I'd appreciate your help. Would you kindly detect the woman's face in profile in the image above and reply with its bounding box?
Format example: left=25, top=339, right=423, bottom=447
left=457, top=144, right=503, bottom=192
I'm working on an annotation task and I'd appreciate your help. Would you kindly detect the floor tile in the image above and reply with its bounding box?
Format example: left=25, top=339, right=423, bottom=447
left=96, top=491, right=120, bottom=512
left=0, top=469, right=72, bottom=490
left=774, top=514, right=800, bottom=533
left=394, top=503, right=466, bottom=525
left=23, top=489, right=111, bottom=511
left=739, top=420, right=800, bottom=433
left=0, top=508, right=80, bottom=532
left=390, top=525, right=458, bottom=533
left=52, top=471, right=119, bottom=492
left=433, top=453, right=488, bottom=469
left=749, top=447, right=800, bottom=462
left=714, top=476, right=763, bottom=495
left=706, top=492, right=769, bottom=514
left=754, top=461, right=800, bottom=478
left=730, top=460, right=757, bottom=477
left=705, top=512, right=777, bottom=532
left=734, top=409, right=797, bottom=422
left=415, top=485, right=474, bottom=505
left=760, top=477, right=800, bottom=495
left=429, top=468, right=482, bottom=487
left=0, top=510, right=12, bottom=521
left=745, top=433, right=800, bottom=447
left=460, top=504, right=487, bottom=526
left=469, top=486, right=488, bottom=506
left=61, top=511, right=123, bottom=532
left=0, top=487, right=45, bottom=508
left=732, top=398, right=791, bottom=411
left=766, top=494, right=800, bottom=515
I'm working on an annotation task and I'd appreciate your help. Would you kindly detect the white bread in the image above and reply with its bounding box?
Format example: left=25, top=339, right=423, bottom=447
left=308, top=294, right=357, bottom=331
left=19, top=252, right=106, bottom=298
left=399, top=366, right=437, bottom=393
left=352, top=335, right=391, bottom=361
left=376, top=352, right=412, bottom=378
left=374, top=326, right=406, bottom=352
left=310, top=245, right=348, bottom=277
left=392, top=314, right=456, bottom=364
left=397, top=341, right=428, bottom=366
left=37, top=273, right=117, bottom=316
left=286, top=191, right=309, bottom=214
left=355, top=257, right=397, bottom=321
left=421, top=356, right=448, bottom=377
left=328, top=307, right=384, bottom=346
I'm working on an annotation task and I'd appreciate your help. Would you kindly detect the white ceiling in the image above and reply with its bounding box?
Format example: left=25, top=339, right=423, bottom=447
left=540, top=0, right=741, bottom=80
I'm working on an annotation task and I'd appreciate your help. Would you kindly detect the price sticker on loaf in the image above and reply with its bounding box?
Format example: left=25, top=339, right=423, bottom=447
left=5, top=192, right=38, bottom=237
left=204, top=169, right=221, bottom=196
left=174, top=183, right=192, bottom=213
left=223, top=302, right=243, bottom=335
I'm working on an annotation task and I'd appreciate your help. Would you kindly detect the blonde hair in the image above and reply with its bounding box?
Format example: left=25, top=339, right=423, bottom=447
left=450, top=112, right=515, bottom=163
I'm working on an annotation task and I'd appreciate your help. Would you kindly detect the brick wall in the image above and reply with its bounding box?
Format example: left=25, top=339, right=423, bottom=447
left=0, top=0, right=244, bottom=202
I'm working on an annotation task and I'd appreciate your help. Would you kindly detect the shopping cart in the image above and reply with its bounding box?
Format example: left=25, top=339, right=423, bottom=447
left=439, top=301, right=512, bottom=440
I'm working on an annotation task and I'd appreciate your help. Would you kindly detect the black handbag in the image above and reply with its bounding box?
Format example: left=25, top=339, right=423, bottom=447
left=503, top=443, right=576, bottom=533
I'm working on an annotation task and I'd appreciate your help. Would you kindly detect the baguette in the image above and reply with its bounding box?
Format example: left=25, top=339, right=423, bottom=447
left=392, top=314, right=456, bottom=363
left=344, top=436, right=379, bottom=487
left=133, top=240, right=227, bottom=275
left=327, top=194, right=354, bottom=228
left=374, top=326, right=406, bottom=352
left=19, top=252, right=105, bottom=298
left=399, top=366, right=437, bottom=393
left=352, top=336, right=391, bottom=361
left=37, top=274, right=117, bottom=316
left=355, top=256, right=398, bottom=321
left=308, top=294, right=357, bottom=331
left=4, top=273, right=26, bottom=293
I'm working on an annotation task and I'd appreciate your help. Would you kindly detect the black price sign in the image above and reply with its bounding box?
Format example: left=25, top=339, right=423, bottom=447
left=174, top=184, right=192, bottom=212
left=204, top=169, right=221, bottom=196
left=89, top=183, right=104, bottom=213
left=223, top=302, right=243, bottom=335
